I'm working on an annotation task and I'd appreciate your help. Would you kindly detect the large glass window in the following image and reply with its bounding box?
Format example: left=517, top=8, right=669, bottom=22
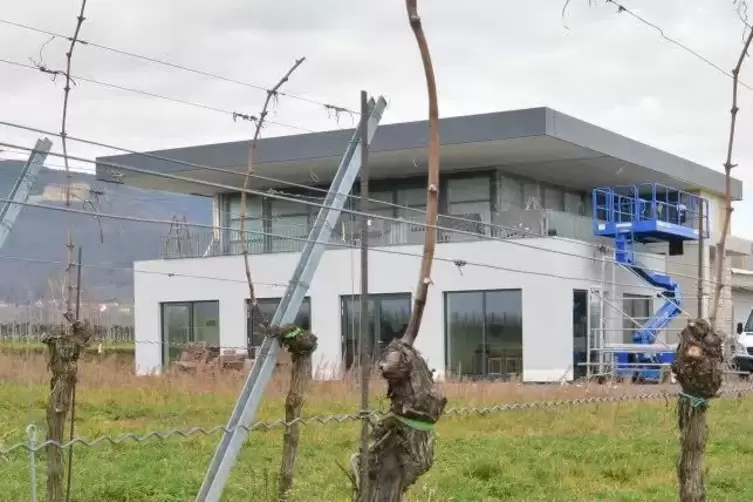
left=564, top=191, right=586, bottom=216
left=227, top=196, right=264, bottom=254
left=341, top=293, right=411, bottom=370
left=496, top=174, right=523, bottom=211
left=543, top=185, right=565, bottom=212
left=161, top=301, right=220, bottom=366
left=445, top=289, right=523, bottom=379
left=247, top=297, right=311, bottom=358
left=396, top=187, right=426, bottom=220
left=269, top=199, right=311, bottom=252
left=622, top=293, right=651, bottom=343
left=367, top=190, right=397, bottom=220
left=522, top=181, right=542, bottom=210
left=447, top=176, right=492, bottom=220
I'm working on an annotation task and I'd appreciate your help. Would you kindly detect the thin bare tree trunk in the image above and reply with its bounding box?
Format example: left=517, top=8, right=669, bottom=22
left=709, top=28, right=753, bottom=327
left=352, top=2, right=445, bottom=500
left=672, top=319, right=724, bottom=502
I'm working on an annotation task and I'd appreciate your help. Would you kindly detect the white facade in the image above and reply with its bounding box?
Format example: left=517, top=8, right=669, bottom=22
left=134, top=236, right=666, bottom=382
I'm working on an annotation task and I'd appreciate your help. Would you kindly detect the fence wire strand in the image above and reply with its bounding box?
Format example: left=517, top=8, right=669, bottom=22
left=3, top=383, right=753, bottom=455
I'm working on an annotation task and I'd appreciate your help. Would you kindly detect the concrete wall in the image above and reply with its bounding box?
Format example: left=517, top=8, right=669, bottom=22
left=134, top=237, right=665, bottom=382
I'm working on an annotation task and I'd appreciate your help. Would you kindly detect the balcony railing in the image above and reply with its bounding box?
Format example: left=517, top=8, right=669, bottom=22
left=160, top=207, right=606, bottom=260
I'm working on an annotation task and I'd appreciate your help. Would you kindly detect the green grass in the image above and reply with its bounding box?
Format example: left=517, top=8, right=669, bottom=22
left=2, top=376, right=753, bottom=501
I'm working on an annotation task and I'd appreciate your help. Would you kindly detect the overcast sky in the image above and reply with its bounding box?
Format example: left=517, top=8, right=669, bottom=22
left=0, top=0, right=751, bottom=237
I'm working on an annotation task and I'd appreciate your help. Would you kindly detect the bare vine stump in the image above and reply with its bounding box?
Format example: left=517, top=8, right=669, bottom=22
left=352, top=339, right=446, bottom=502
left=671, top=319, right=724, bottom=502
left=268, top=324, right=318, bottom=501
left=42, top=315, right=90, bottom=502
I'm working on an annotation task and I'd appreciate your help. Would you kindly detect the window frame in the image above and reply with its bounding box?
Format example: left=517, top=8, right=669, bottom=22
left=160, top=300, right=220, bottom=367
left=340, top=292, right=412, bottom=370
left=443, top=288, right=523, bottom=378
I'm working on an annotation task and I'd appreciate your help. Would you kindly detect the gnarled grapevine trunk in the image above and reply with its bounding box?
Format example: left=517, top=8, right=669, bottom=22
left=43, top=315, right=90, bottom=502
left=672, top=319, right=723, bottom=502
left=271, top=324, right=318, bottom=501
left=357, top=340, right=446, bottom=502
left=351, top=2, right=444, bottom=501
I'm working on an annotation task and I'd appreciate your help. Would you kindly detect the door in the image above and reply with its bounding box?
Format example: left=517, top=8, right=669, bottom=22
left=588, top=287, right=606, bottom=376
left=161, top=303, right=191, bottom=366
left=341, top=294, right=411, bottom=370
left=572, top=290, right=588, bottom=379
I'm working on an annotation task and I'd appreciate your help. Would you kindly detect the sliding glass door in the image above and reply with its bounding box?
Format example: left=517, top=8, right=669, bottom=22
left=445, top=290, right=522, bottom=379
left=341, top=293, right=411, bottom=370
left=160, top=300, right=220, bottom=366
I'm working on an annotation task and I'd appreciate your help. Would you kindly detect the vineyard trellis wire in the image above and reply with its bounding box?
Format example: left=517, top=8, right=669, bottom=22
left=4, top=381, right=753, bottom=457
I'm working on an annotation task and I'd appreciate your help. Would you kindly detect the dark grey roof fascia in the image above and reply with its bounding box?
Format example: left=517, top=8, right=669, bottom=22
left=95, top=106, right=742, bottom=199
left=544, top=108, right=742, bottom=200
left=95, top=107, right=548, bottom=180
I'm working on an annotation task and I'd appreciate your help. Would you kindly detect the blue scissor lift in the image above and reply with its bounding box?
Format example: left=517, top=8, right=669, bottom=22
left=592, top=183, right=709, bottom=383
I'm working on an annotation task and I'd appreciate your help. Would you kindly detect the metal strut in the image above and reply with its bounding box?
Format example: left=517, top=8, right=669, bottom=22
left=0, top=138, right=52, bottom=251
left=195, top=96, right=388, bottom=502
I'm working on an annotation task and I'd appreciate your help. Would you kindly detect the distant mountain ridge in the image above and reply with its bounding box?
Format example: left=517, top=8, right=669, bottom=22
left=0, top=160, right=212, bottom=302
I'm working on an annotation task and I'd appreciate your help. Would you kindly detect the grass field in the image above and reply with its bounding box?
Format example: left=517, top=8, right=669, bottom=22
left=2, top=353, right=753, bottom=502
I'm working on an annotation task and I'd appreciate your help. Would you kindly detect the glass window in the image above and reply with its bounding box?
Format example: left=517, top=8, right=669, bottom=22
left=269, top=198, right=311, bottom=253
left=341, top=293, right=411, bottom=369
left=445, top=289, right=522, bottom=378
left=522, top=181, right=541, bottom=210
left=366, top=190, right=395, bottom=215
left=622, top=294, right=651, bottom=343
left=227, top=195, right=264, bottom=254
left=161, top=301, right=220, bottom=366
left=270, top=214, right=309, bottom=252
left=497, top=174, right=523, bottom=211
left=745, top=309, right=753, bottom=332
left=247, top=297, right=312, bottom=358
left=396, top=187, right=426, bottom=219
left=543, top=186, right=565, bottom=212
left=445, top=291, right=484, bottom=376
left=564, top=191, right=586, bottom=216
left=447, top=177, right=489, bottom=204
left=447, top=176, right=491, bottom=223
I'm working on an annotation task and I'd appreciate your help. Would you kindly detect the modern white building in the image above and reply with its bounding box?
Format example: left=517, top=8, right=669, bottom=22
left=96, top=106, right=749, bottom=382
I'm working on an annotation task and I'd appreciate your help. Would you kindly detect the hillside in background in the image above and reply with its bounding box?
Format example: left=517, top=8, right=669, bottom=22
left=0, top=159, right=212, bottom=303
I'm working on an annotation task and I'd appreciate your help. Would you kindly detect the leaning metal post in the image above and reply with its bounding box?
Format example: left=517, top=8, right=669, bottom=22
left=195, top=96, right=387, bottom=502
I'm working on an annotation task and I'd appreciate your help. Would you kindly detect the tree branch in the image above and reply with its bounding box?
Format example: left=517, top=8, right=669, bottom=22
left=709, top=28, right=753, bottom=327
left=61, top=0, right=87, bottom=318
left=402, top=0, right=439, bottom=347
left=238, top=57, right=305, bottom=327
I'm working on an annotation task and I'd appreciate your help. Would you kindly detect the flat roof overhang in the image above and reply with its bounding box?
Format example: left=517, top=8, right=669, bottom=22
left=95, top=107, right=743, bottom=200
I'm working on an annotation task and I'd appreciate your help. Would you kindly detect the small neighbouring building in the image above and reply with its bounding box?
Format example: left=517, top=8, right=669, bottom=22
left=96, top=106, right=747, bottom=382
